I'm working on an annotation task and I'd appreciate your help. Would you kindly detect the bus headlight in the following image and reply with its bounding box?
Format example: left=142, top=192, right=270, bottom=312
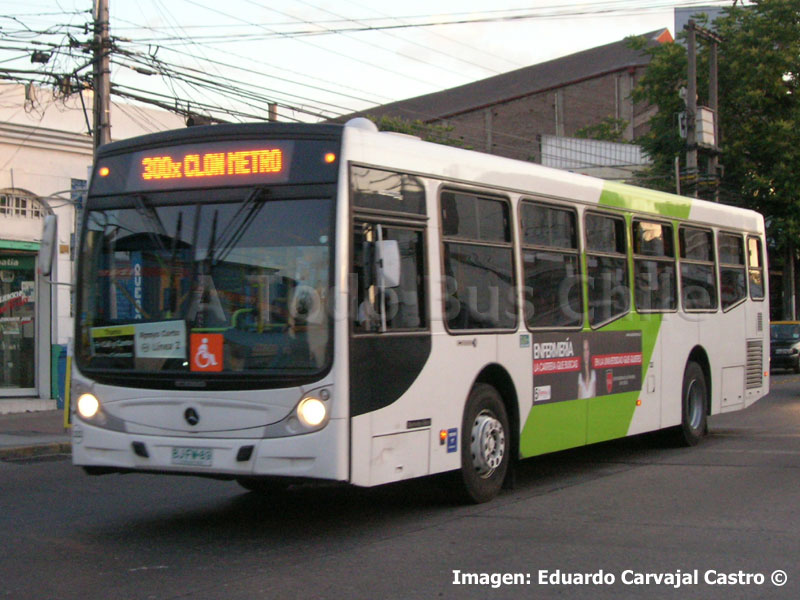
left=297, top=397, right=327, bottom=427
left=260, top=387, right=333, bottom=437
left=77, top=393, right=100, bottom=419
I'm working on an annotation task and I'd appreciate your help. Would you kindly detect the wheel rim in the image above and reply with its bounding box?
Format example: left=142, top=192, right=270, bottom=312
left=470, top=409, right=505, bottom=479
left=686, top=379, right=704, bottom=431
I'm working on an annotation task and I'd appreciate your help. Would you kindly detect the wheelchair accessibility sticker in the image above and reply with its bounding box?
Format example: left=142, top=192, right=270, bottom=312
left=190, top=333, right=223, bottom=372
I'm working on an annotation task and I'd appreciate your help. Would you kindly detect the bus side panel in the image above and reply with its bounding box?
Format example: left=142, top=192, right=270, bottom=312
left=657, top=311, right=695, bottom=430
left=586, top=315, right=662, bottom=443
left=348, top=334, right=433, bottom=487
left=706, top=304, right=746, bottom=414
left=627, top=314, right=666, bottom=435
left=520, top=400, right=588, bottom=457
left=497, top=331, right=534, bottom=455
left=349, top=333, right=491, bottom=487
left=521, top=315, right=664, bottom=457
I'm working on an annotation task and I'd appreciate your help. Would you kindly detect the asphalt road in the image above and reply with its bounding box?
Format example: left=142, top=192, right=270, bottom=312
left=2, top=374, right=799, bottom=600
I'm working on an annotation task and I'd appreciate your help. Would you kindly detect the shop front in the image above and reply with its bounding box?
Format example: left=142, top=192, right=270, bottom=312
left=0, top=250, right=38, bottom=397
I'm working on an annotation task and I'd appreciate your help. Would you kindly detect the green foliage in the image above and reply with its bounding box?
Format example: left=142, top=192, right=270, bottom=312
left=631, top=1, right=800, bottom=246
left=629, top=36, right=688, bottom=193
left=367, top=114, right=470, bottom=148
left=575, top=116, right=630, bottom=142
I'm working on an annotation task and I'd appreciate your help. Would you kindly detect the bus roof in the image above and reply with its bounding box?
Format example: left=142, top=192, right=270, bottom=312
left=341, top=118, right=764, bottom=232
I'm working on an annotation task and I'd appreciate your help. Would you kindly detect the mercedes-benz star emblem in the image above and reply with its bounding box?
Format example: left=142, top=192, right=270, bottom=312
left=184, top=407, right=200, bottom=426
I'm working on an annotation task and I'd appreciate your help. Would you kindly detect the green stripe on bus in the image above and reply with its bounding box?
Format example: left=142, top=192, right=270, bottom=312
left=519, top=182, right=688, bottom=457
left=599, top=181, right=691, bottom=219
left=520, top=313, right=663, bottom=457
left=520, top=398, right=589, bottom=456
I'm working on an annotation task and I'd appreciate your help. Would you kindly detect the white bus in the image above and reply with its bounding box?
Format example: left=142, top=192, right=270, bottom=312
left=70, top=118, right=769, bottom=503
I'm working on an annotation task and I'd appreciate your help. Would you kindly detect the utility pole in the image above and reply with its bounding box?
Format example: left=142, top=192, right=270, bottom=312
left=685, top=21, right=698, bottom=197
left=93, top=0, right=111, bottom=151
left=684, top=19, right=722, bottom=201
left=707, top=39, right=720, bottom=203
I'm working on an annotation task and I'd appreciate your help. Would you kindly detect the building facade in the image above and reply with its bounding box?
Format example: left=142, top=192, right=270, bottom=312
left=340, top=29, right=671, bottom=170
left=0, top=83, right=183, bottom=410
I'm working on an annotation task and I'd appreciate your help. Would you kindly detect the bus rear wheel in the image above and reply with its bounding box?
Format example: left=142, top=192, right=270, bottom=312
left=457, top=383, right=510, bottom=504
left=672, top=361, right=708, bottom=446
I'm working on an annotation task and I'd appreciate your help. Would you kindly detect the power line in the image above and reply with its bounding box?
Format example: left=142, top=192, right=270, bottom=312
left=180, top=0, right=450, bottom=92
left=0, top=0, right=723, bottom=164
left=246, top=0, right=503, bottom=81
left=339, top=0, right=525, bottom=73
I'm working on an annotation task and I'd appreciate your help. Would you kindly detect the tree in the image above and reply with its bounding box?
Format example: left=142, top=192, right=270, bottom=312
left=631, top=1, right=800, bottom=317
left=628, top=35, right=687, bottom=193
left=367, top=114, right=470, bottom=148
left=575, top=116, right=630, bottom=143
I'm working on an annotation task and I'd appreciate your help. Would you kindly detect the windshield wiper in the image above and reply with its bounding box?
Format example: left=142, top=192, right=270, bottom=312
left=132, top=194, right=169, bottom=254
left=211, top=186, right=269, bottom=265
left=166, top=211, right=183, bottom=316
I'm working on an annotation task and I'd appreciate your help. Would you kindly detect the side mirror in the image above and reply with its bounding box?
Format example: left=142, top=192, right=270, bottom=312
left=375, top=239, right=400, bottom=289
left=38, top=214, right=57, bottom=277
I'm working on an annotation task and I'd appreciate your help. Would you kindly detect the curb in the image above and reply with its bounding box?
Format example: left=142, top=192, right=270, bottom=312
left=0, top=442, right=72, bottom=461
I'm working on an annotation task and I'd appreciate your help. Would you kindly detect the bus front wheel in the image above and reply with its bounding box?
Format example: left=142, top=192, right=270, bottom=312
left=457, top=383, right=510, bottom=504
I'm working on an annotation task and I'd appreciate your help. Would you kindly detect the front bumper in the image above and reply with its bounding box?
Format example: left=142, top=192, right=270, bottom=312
left=71, top=417, right=349, bottom=481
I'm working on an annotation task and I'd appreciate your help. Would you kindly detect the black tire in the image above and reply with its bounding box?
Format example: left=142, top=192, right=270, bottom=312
left=672, top=361, right=708, bottom=446
left=235, top=477, right=290, bottom=495
left=457, top=383, right=510, bottom=504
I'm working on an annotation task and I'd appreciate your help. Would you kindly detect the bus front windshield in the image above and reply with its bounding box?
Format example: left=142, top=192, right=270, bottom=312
left=76, top=191, right=333, bottom=381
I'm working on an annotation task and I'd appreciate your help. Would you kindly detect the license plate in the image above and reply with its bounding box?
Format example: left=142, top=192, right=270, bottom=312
left=171, top=446, right=213, bottom=467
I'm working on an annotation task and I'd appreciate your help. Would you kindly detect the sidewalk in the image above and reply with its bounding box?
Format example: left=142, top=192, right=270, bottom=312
left=0, top=408, right=71, bottom=460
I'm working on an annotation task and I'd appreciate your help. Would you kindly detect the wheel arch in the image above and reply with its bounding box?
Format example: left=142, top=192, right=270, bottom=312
left=474, top=363, right=520, bottom=460
left=687, top=345, right=712, bottom=414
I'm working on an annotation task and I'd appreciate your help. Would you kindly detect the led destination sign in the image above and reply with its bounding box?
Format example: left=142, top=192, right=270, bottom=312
left=92, top=139, right=303, bottom=193
left=132, top=141, right=293, bottom=189
left=90, top=135, right=341, bottom=195
left=141, top=148, right=283, bottom=181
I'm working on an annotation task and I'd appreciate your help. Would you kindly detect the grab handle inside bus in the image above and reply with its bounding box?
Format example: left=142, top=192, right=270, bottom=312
left=375, top=239, right=400, bottom=289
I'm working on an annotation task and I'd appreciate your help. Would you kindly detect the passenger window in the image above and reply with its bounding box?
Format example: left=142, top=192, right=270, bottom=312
left=441, top=191, right=516, bottom=330
left=747, top=236, right=765, bottom=300
left=632, top=220, right=676, bottom=312
left=351, top=167, right=426, bottom=215
left=353, top=222, right=426, bottom=333
left=441, top=191, right=509, bottom=243
left=520, top=201, right=582, bottom=328
left=718, top=232, right=746, bottom=310
left=679, top=227, right=717, bottom=310
left=585, top=212, right=629, bottom=326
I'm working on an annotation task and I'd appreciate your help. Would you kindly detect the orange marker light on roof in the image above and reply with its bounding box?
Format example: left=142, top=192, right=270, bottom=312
left=98, top=166, right=110, bottom=177
left=324, top=152, right=336, bottom=164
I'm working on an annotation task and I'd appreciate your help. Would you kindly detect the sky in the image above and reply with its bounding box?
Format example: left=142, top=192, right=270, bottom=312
left=0, top=1, right=735, bottom=124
